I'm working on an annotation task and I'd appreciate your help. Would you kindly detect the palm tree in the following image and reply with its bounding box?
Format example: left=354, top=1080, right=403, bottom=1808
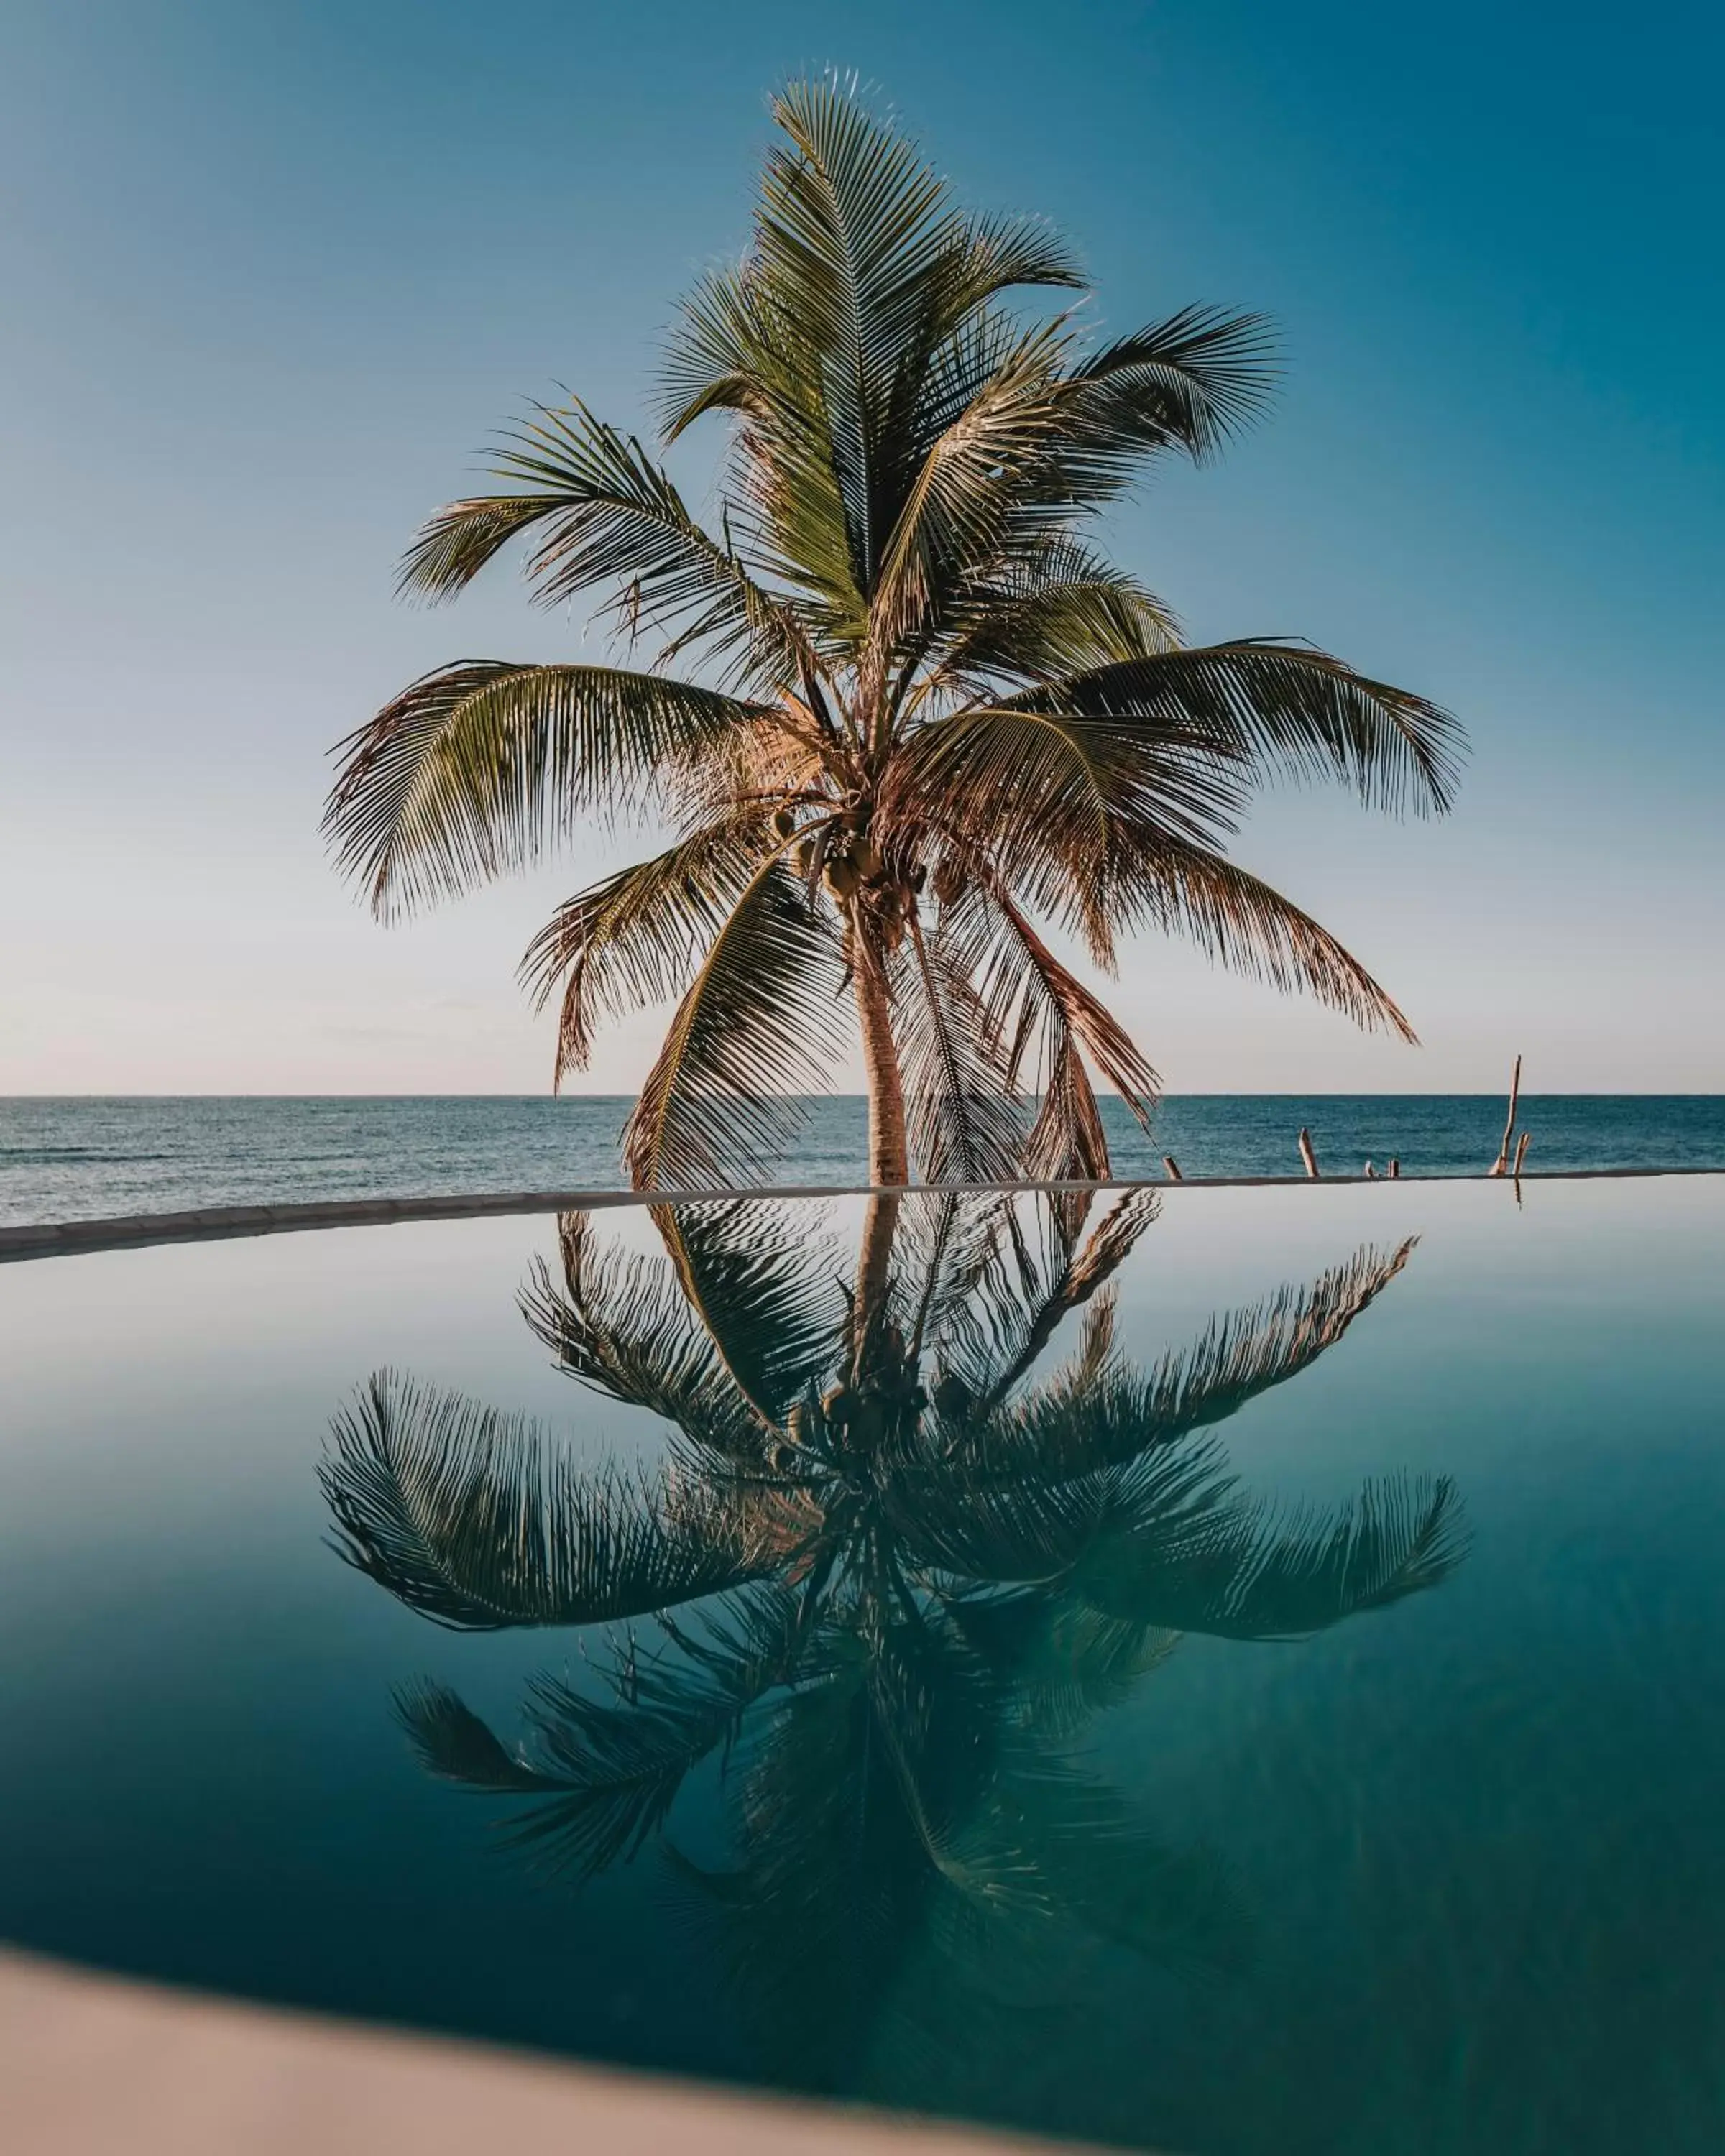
left=321, top=1191, right=1465, bottom=2090
left=324, top=78, right=1463, bottom=1189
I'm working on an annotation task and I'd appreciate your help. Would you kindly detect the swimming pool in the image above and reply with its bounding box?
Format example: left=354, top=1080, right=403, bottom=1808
left=1, top=1178, right=1720, bottom=2154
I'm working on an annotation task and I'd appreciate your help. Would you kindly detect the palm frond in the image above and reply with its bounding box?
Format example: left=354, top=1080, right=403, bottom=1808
left=889, top=1422, right=1228, bottom=1587
left=398, top=397, right=816, bottom=691
left=518, top=811, right=776, bottom=1084
left=939, top=1237, right=1417, bottom=1490
left=1106, top=837, right=1420, bottom=1041
left=1063, top=303, right=1278, bottom=465
left=939, top=880, right=1160, bottom=1179
left=868, top=315, right=1075, bottom=658
left=924, top=542, right=1182, bottom=695
left=891, top=698, right=1251, bottom=957
left=321, top=1370, right=774, bottom=1629
left=323, top=662, right=759, bottom=918
left=893, top=910, right=1028, bottom=1184
left=623, top=855, right=851, bottom=1189
left=1021, top=637, right=1463, bottom=815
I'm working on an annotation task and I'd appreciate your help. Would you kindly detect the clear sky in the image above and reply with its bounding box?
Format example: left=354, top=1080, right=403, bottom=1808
left=1, top=0, right=1719, bottom=1096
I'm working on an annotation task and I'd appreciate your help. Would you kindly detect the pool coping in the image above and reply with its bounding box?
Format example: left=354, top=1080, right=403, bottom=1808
left=0, top=1945, right=1099, bottom=2156
left=0, top=1164, right=1718, bottom=1263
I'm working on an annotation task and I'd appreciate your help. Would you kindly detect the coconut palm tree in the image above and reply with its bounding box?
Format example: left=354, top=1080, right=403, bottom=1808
left=321, top=1191, right=1464, bottom=2089
left=323, top=79, right=1463, bottom=1188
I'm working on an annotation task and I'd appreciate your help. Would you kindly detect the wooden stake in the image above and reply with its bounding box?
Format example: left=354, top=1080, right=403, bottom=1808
left=1162, top=1155, right=1183, bottom=1181
left=1513, top=1130, right=1530, bottom=1178
left=1363, top=1160, right=1377, bottom=1179
left=1490, top=1054, right=1523, bottom=1175
left=1387, top=1157, right=1401, bottom=1179
left=1298, top=1128, right=1320, bottom=1179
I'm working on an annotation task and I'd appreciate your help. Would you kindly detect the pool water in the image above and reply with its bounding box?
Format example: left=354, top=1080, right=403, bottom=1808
left=1, top=1178, right=1721, bottom=2154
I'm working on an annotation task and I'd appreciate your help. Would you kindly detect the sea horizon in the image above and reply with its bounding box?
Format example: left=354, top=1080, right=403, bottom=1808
left=5, top=1092, right=1723, bottom=1230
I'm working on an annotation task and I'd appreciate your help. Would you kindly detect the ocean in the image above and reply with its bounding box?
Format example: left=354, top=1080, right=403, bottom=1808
left=1, top=1094, right=1722, bottom=1227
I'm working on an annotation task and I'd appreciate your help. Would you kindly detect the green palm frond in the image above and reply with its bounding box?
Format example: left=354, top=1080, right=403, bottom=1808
left=934, top=1237, right=1417, bottom=1491
left=1021, top=637, right=1463, bottom=816
left=321, top=1370, right=775, bottom=1629
left=868, top=317, right=1077, bottom=659
left=952, top=1595, right=1182, bottom=1741
left=1108, top=837, right=1420, bottom=1041
left=891, top=698, right=1252, bottom=948
left=624, top=854, right=850, bottom=1189
left=324, top=662, right=760, bottom=918
left=1064, top=303, right=1279, bottom=465
left=888, top=1424, right=1229, bottom=1586
left=939, top=880, right=1161, bottom=1179
left=931, top=1188, right=1160, bottom=1415
left=925, top=543, right=1182, bottom=695
left=893, top=911, right=1028, bottom=1184
left=518, top=811, right=777, bottom=1082
left=398, top=397, right=815, bottom=691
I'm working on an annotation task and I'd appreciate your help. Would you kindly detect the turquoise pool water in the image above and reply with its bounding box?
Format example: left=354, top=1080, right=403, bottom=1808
left=1, top=1178, right=1721, bottom=2152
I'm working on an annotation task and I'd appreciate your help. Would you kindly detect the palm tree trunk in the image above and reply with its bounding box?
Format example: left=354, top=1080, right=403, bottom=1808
left=852, top=915, right=909, bottom=1187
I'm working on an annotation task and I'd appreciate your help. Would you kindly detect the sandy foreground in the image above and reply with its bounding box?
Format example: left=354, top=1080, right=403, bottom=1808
left=0, top=1945, right=1119, bottom=2155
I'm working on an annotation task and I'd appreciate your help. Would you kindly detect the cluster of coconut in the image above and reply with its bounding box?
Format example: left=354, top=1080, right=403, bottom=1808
left=775, top=798, right=965, bottom=953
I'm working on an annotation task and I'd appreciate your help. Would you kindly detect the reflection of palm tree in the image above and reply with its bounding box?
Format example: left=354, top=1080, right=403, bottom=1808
left=323, top=1193, right=1463, bottom=2091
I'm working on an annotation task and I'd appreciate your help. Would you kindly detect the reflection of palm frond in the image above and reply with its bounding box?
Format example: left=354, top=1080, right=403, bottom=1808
left=322, top=1370, right=776, bottom=1629
left=1128, top=1235, right=1418, bottom=1442
left=520, top=1213, right=763, bottom=1454
left=932, top=1187, right=1161, bottom=1409
left=329, top=1189, right=1463, bottom=2101
left=892, top=1429, right=1230, bottom=1585
left=926, top=1236, right=1420, bottom=1494
left=652, top=1199, right=852, bottom=1424
left=397, top=1587, right=806, bottom=1880
left=1072, top=1467, right=1468, bottom=1639
left=952, top=1597, right=1182, bottom=1740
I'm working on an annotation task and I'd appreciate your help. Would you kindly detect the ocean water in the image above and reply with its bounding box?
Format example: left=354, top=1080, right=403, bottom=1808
left=1, top=1092, right=1724, bottom=1227
left=3, top=1178, right=1724, bottom=2154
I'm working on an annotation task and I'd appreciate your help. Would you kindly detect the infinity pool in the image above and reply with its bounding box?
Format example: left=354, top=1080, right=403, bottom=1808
left=1, top=1178, right=1721, bottom=2155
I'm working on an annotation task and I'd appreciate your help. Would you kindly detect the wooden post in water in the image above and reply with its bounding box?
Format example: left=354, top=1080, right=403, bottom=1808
left=1513, top=1130, right=1530, bottom=1179
left=1162, top=1156, right=1183, bottom=1182
left=1298, top=1128, right=1320, bottom=1180
left=1490, top=1054, right=1524, bottom=1176
left=1387, top=1157, right=1401, bottom=1179
left=1363, top=1160, right=1377, bottom=1179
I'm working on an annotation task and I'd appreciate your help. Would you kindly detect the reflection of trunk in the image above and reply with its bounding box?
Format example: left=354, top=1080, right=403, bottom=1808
left=852, top=913, right=908, bottom=1187
left=852, top=1191, right=902, bottom=1378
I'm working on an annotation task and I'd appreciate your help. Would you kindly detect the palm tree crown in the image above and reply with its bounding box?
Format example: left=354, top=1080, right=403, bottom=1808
left=324, top=78, right=1463, bottom=1188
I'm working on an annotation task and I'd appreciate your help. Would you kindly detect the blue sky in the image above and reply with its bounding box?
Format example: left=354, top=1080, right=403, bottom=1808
left=1, top=0, right=1719, bottom=1095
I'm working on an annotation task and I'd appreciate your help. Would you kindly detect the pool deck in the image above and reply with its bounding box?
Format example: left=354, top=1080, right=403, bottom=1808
left=0, top=1947, right=1105, bottom=2155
